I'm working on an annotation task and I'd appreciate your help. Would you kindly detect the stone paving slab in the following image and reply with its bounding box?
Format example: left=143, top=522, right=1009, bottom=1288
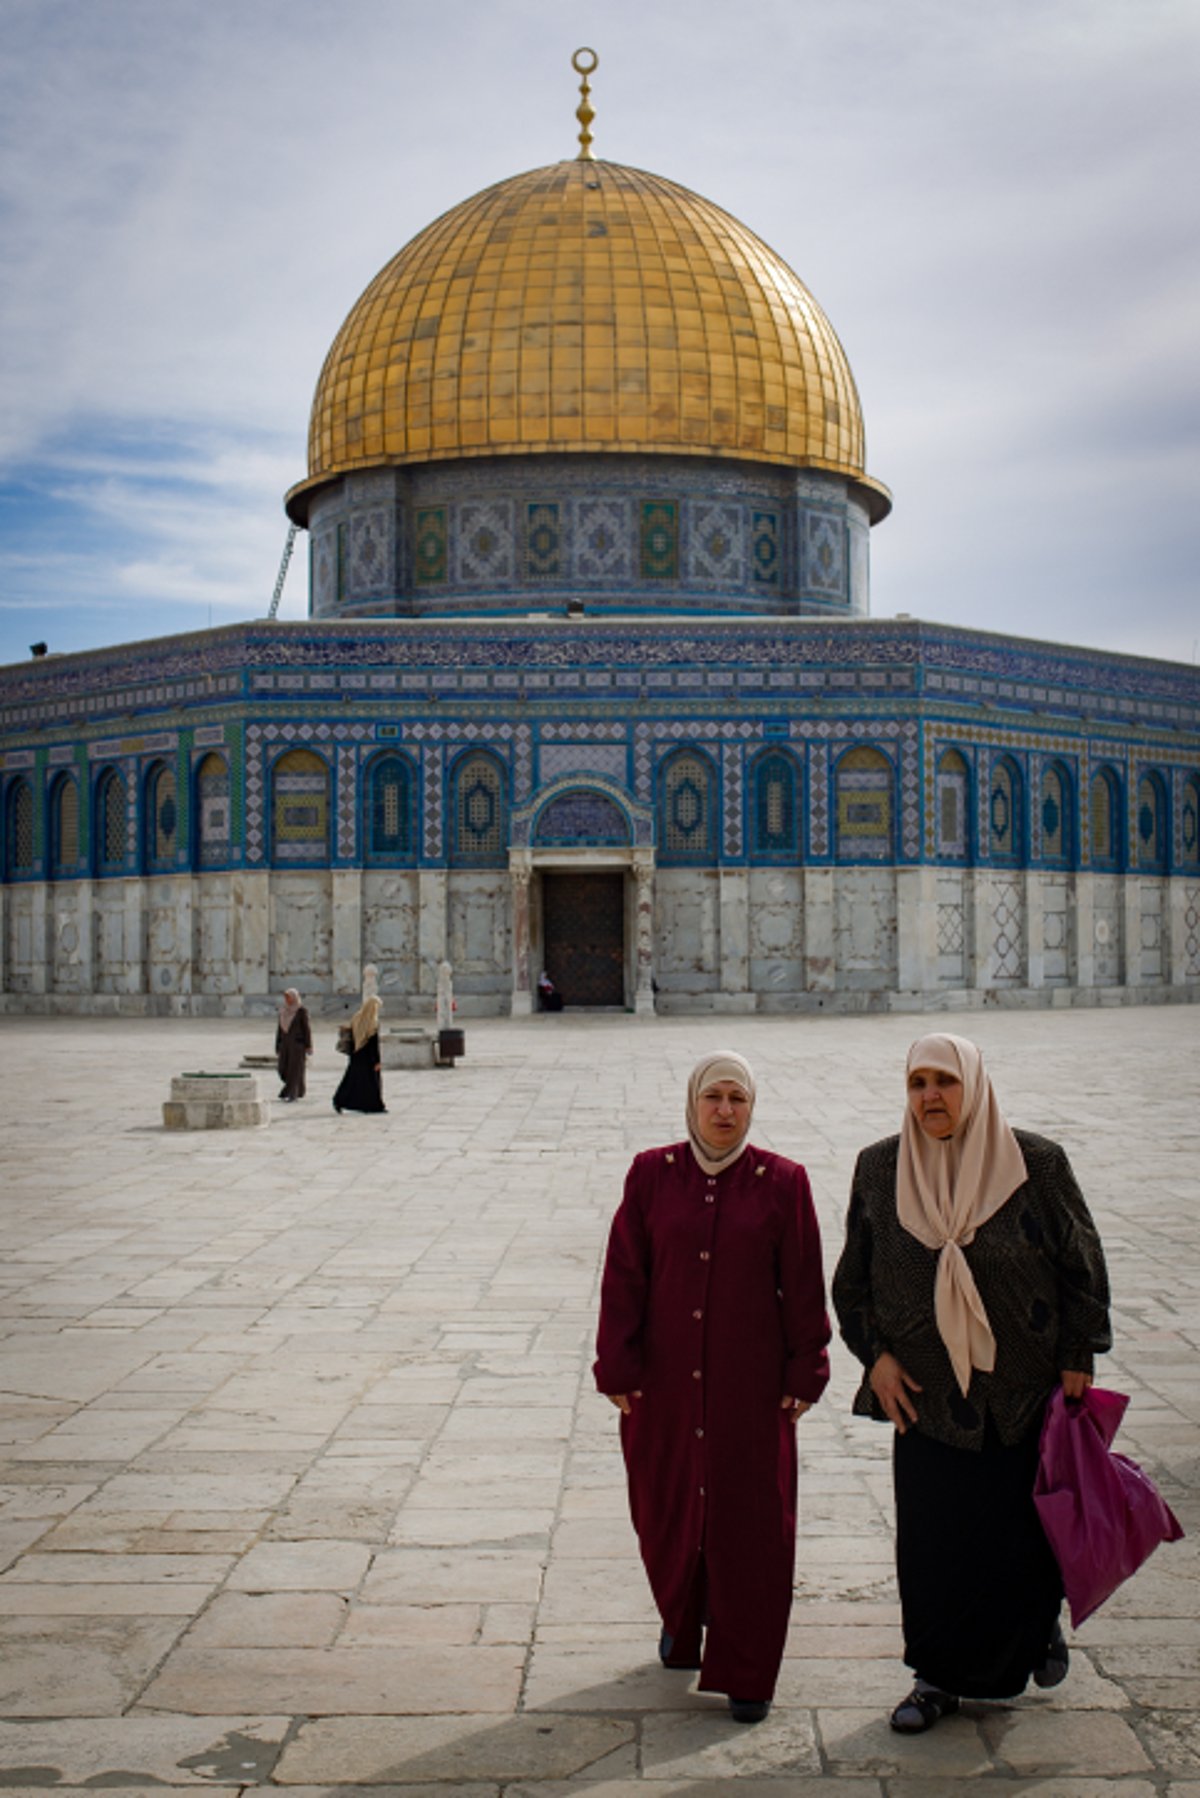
left=0, top=1007, right=1198, bottom=1787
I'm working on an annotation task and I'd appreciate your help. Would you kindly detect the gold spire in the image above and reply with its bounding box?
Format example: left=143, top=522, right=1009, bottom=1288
left=572, top=47, right=597, bottom=160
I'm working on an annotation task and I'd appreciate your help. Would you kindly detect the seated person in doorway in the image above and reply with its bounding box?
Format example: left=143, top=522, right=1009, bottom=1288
left=538, top=970, right=564, bottom=1011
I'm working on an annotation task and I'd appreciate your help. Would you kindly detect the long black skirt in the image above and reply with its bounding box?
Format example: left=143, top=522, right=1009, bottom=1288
left=332, top=1036, right=386, bottom=1114
left=894, top=1414, right=1062, bottom=1699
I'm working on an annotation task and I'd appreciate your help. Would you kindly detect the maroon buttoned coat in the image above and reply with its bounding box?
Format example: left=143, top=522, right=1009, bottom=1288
left=594, top=1142, right=830, bottom=1700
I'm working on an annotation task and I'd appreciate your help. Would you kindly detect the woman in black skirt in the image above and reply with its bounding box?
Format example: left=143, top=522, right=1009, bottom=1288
left=832, top=1033, right=1110, bottom=1733
left=333, top=996, right=387, bottom=1114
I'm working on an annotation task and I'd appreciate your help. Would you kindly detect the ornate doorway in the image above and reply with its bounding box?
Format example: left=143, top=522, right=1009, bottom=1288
left=542, top=872, right=626, bottom=1006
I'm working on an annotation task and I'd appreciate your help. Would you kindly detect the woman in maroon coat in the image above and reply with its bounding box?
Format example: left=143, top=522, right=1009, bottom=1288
left=594, top=1050, right=831, bottom=1722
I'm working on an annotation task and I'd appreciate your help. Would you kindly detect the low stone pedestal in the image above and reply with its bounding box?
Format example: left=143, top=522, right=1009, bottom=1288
left=239, top=1053, right=276, bottom=1070
left=380, top=1029, right=435, bottom=1070
left=163, top=1072, right=269, bottom=1130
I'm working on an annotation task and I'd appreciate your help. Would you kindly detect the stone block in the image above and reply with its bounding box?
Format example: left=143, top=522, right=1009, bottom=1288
left=380, top=1029, right=435, bottom=1070
left=162, top=1073, right=268, bottom=1130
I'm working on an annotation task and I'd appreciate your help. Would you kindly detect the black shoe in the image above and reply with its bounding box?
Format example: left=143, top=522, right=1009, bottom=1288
left=658, top=1628, right=701, bottom=1670
left=729, top=1698, right=770, bottom=1724
left=332, top=1100, right=342, bottom=1113
left=1033, top=1620, right=1069, bottom=1688
left=890, top=1685, right=959, bottom=1733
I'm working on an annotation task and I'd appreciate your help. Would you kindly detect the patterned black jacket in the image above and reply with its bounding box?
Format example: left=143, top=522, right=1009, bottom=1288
left=832, top=1129, right=1112, bottom=1451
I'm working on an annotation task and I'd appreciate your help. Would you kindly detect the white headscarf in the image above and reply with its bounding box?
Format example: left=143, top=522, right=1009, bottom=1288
left=897, top=1033, right=1028, bottom=1395
left=685, top=1050, right=756, bottom=1177
left=278, top=990, right=302, bottom=1032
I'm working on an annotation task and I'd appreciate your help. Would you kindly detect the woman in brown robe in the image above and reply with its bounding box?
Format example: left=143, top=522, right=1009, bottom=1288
left=832, top=1033, right=1111, bottom=1732
left=332, top=996, right=387, bottom=1114
left=594, top=1051, right=830, bottom=1722
left=275, top=989, right=313, bottom=1101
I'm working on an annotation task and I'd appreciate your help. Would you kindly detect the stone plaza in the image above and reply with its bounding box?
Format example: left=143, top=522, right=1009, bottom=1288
left=1, top=1004, right=1198, bottom=1795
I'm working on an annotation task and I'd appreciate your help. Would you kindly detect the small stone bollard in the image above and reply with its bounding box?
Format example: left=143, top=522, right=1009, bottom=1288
left=379, top=1028, right=436, bottom=1070
left=163, top=1072, right=269, bottom=1130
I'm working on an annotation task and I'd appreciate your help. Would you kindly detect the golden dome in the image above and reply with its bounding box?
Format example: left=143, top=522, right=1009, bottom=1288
left=287, top=158, right=890, bottom=522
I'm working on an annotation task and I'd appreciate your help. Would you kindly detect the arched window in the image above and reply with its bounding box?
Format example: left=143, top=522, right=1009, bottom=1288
left=988, top=756, right=1023, bottom=865
left=835, top=745, right=893, bottom=862
left=95, top=768, right=128, bottom=874
left=659, top=750, right=717, bottom=865
left=50, top=775, right=79, bottom=878
left=1040, top=762, right=1072, bottom=868
left=751, top=751, right=799, bottom=861
left=196, top=753, right=232, bottom=869
left=1089, top=766, right=1121, bottom=871
left=450, top=752, right=507, bottom=865
left=272, top=749, right=330, bottom=864
left=6, top=777, right=34, bottom=876
left=144, top=761, right=178, bottom=873
left=1136, top=771, right=1168, bottom=873
left=1182, top=774, right=1200, bottom=872
left=365, top=753, right=415, bottom=863
left=936, top=749, right=970, bottom=862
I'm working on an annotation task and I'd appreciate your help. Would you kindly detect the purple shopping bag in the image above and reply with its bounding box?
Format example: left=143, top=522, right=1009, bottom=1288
left=1034, top=1386, right=1184, bottom=1627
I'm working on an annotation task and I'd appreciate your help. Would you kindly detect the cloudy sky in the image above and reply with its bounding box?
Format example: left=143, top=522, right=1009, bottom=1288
left=1, top=0, right=1197, bottom=667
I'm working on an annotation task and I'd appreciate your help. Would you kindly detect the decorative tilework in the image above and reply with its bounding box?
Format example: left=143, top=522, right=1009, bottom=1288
left=1182, top=776, right=1200, bottom=870
left=835, top=747, right=892, bottom=861
left=634, top=724, right=653, bottom=803
left=805, top=512, right=844, bottom=595
left=751, top=510, right=780, bottom=587
left=576, top=499, right=632, bottom=581
left=513, top=724, right=533, bottom=803
left=350, top=509, right=389, bottom=595
left=451, top=752, right=506, bottom=864
left=723, top=742, right=743, bottom=858
left=526, top=502, right=561, bottom=580
left=423, top=744, right=444, bottom=861
left=640, top=502, right=678, bottom=581
left=688, top=503, right=743, bottom=583
left=936, top=750, right=969, bottom=861
left=808, top=742, right=830, bottom=858
left=533, top=790, right=630, bottom=847
left=539, top=743, right=627, bottom=784
left=457, top=501, right=514, bottom=584
left=752, top=751, right=799, bottom=859
left=336, top=745, right=357, bottom=859
left=414, top=507, right=448, bottom=584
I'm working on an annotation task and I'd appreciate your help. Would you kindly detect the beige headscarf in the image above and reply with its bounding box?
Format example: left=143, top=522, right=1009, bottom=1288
left=686, top=1050, right=756, bottom=1176
left=897, top=1033, right=1028, bottom=1395
left=350, top=995, right=382, bottom=1052
left=278, top=989, right=302, bottom=1032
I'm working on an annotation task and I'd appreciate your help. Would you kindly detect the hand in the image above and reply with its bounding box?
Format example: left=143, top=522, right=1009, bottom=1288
left=782, top=1395, right=812, bottom=1422
left=606, top=1392, right=642, bottom=1415
left=870, top=1352, right=923, bottom=1433
left=1061, top=1370, right=1093, bottom=1401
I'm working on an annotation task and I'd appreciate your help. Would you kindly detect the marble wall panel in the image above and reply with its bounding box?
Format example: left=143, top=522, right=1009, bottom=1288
left=748, top=867, right=804, bottom=993
left=5, top=888, right=37, bottom=993
left=93, top=885, right=127, bottom=994
left=1139, top=878, right=1165, bottom=983
left=362, top=871, right=420, bottom=996
left=447, top=871, right=511, bottom=999
left=1093, top=875, right=1122, bottom=986
left=196, top=875, right=237, bottom=995
left=1042, top=873, right=1072, bottom=985
left=834, top=867, right=897, bottom=989
left=50, top=887, right=86, bottom=994
left=269, top=873, right=333, bottom=992
left=655, top=869, right=719, bottom=996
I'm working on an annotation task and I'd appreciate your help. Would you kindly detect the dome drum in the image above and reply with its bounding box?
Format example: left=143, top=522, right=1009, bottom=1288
left=307, top=453, right=871, bottom=619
